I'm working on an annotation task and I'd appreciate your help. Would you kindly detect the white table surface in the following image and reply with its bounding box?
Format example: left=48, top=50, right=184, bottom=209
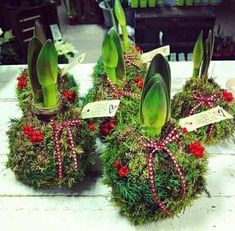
left=0, top=62, right=235, bottom=231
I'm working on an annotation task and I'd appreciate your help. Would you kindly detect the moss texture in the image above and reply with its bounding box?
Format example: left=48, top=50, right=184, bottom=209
left=7, top=69, right=96, bottom=189
left=171, top=78, right=235, bottom=144
left=101, top=121, right=208, bottom=225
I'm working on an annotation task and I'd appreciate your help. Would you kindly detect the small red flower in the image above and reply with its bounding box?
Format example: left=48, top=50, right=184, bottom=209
left=63, top=91, right=76, bottom=101
left=134, top=77, right=144, bottom=89
left=114, top=160, right=121, bottom=168
left=101, top=119, right=117, bottom=136
left=88, top=121, right=95, bottom=131
left=222, top=91, right=233, bottom=102
left=135, top=46, right=142, bottom=53
left=188, top=141, right=205, bottom=158
left=17, top=75, right=27, bottom=89
left=182, top=127, right=188, bottom=134
left=23, top=124, right=44, bottom=143
left=118, top=165, right=130, bottom=177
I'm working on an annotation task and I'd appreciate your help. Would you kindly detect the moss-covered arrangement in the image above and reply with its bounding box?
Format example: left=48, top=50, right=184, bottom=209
left=7, top=22, right=96, bottom=189
left=172, top=31, right=235, bottom=144
left=101, top=53, right=208, bottom=224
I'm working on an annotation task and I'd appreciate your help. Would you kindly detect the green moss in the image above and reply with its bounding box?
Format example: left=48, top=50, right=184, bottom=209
left=7, top=68, right=96, bottom=189
left=172, top=78, right=235, bottom=144
left=101, top=121, right=208, bottom=224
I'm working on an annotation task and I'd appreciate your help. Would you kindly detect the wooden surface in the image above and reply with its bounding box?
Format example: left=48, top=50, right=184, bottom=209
left=0, top=62, right=235, bottom=231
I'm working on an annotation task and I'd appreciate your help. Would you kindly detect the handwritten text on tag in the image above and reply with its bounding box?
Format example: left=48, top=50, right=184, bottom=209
left=179, top=106, right=233, bottom=132
left=81, top=100, right=120, bottom=119
left=141, top=45, right=170, bottom=63
left=61, top=53, right=86, bottom=77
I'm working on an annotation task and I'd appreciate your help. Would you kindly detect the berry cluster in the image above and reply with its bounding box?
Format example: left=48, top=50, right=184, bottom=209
left=23, top=124, right=44, bottom=143
left=17, top=74, right=27, bottom=89
left=114, top=161, right=130, bottom=177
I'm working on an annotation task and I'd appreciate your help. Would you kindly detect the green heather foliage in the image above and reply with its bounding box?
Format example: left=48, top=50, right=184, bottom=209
left=101, top=121, right=208, bottom=224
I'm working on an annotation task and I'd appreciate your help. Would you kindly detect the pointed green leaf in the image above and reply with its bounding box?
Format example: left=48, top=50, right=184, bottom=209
left=192, top=31, right=203, bottom=78
left=37, top=40, right=58, bottom=86
left=142, top=79, right=167, bottom=137
left=34, top=20, right=47, bottom=45
left=114, top=0, right=126, bottom=26
left=109, top=27, right=126, bottom=81
left=27, top=37, right=43, bottom=103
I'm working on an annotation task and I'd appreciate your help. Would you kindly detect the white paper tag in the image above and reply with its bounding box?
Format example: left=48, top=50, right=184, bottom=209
left=179, top=106, right=234, bottom=132
left=61, top=53, right=86, bottom=77
left=50, top=24, right=62, bottom=41
left=141, top=45, right=170, bottom=63
left=81, top=100, right=120, bottom=119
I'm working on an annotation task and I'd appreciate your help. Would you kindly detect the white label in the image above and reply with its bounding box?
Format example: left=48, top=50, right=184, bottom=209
left=50, top=24, right=62, bottom=41
left=61, top=53, right=86, bottom=77
left=179, top=106, right=233, bottom=132
left=141, top=45, right=170, bottom=63
left=81, top=100, right=120, bottom=119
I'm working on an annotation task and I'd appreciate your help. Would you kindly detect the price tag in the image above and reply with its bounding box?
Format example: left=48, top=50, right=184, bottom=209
left=50, top=24, right=62, bottom=41
left=179, top=106, right=233, bottom=132
left=61, top=53, right=86, bottom=77
left=81, top=100, right=120, bottom=119
left=141, top=45, right=170, bottom=63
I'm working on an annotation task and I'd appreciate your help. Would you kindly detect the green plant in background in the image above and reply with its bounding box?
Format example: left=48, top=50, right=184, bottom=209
left=62, top=0, right=77, bottom=16
left=192, top=31, right=204, bottom=79
left=140, top=54, right=171, bottom=137
left=131, top=0, right=139, bottom=7
left=102, top=28, right=126, bottom=84
left=54, top=40, right=78, bottom=63
left=139, top=0, right=147, bottom=7
left=176, top=0, right=185, bottom=6
left=148, top=0, right=156, bottom=7
left=114, top=0, right=129, bottom=50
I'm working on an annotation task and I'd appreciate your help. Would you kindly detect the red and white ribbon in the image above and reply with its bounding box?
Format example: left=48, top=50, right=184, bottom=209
left=189, top=92, right=219, bottom=140
left=104, top=77, right=140, bottom=98
left=124, top=54, right=141, bottom=70
left=139, top=127, right=187, bottom=215
left=51, top=119, right=81, bottom=179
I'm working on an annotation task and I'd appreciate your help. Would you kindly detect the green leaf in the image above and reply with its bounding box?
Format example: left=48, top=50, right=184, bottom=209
left=27, top=37, right=43, bottom=103
left=37, top=40, right=58, bottom=86
left=34, top=20, right=47, bottom=45
left=142, top=76, right=167, bottom=137
left=192, top=31, right=203, bottom=78
left=109, top=27, right=126, bottom=81
left=114, top=0, right=126, bottom=26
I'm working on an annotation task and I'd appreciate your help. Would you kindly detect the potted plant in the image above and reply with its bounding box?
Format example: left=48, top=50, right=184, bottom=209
left=62, top=0, right=78, bottom=25
left=171, top=30, right=235, bottom=144
left=7, top=21, right=96, bottom=188
left=101, top=53, right=208, bottom=224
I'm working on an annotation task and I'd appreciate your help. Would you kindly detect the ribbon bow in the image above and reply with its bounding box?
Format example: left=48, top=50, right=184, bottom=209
left=51, top=119, right=81, bottom=179
left=140, top=128, right=187, bottom=215
left=189, top=92, right=219, bottom=140
left=104, top=77, right=140, bottom=98
left=189, top=92, right=219, bottom=115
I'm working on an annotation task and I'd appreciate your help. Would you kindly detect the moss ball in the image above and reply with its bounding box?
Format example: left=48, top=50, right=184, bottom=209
left=7, top=69, right=96, bottom=189
left=101, top=121, right=208, bottom=225
left=171, top=78, right=235, bottom=144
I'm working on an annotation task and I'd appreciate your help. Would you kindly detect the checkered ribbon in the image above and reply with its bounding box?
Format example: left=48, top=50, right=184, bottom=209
left=124, top=54, right=140, bottom=70
left=51, top=120, right=81, bottom=179
left=104, top=77, right=140, bottom=98
left=139, top=128, right=187, bottom=215
left=189, top=92, right=219, bottom=139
